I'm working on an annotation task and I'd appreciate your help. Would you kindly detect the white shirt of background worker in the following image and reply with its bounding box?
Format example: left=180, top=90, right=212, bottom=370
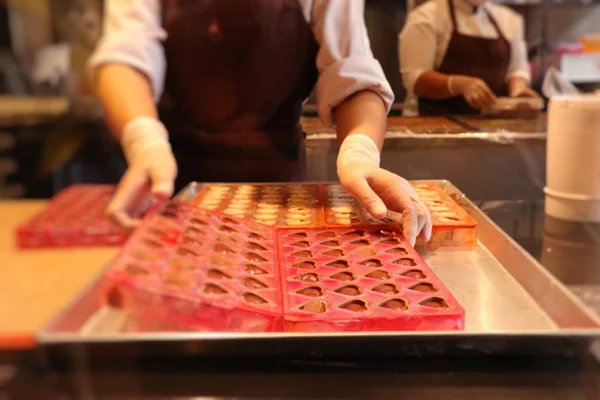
left=89, top=0, right=432, bottom=245
left=399, top=0, right=539, bottom=116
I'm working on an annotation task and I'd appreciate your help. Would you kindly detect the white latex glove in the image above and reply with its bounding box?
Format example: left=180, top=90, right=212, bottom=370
left=449, top=76, right=497, bottom=110
left=337, top=134, right=432, bottom=246
left=509, top=79, right=541, bottom=99
left=106, top=117, right=177, bottom=228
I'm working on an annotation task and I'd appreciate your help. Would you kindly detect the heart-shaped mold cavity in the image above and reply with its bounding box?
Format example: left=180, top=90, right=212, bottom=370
left=246, top=252, right=268, bottom=262
left=299, top=300, right=327, bottom=313
left=393, top=258, right=417, bottom=267
left=221, top=217, right=240, bottom=225
left=189, top=217, right=208, bottom=226
left=147, top=227, right=170, bottom=239
left=244, top=264, right=268, bottom=275
left=176, top=247, right=199, bottom=257
left=420, top=297, right=448, bottom=308
left=353, top=247, right=377, bottom=257
left=169, top=259, right=196, bottom=271
left=204, top=283, right=228, bottom=295
left=125, top=263, right=149, bottom=276
left=409, top=282, right=437, bottom=293
left=219, top=225, right=237, bottom=233
left=372, top=229, right=396, bottom=237
left=401, top=269, right=427, bottom=279
left=295, top=272, right=319, bottom=282
left=350, top=239, right=370, bottom=246
left=440, top=216, right=461, bottom=222
left=248, top=232, right=267, bottom=241
left=365, top=270, right=391, bottom=280
left=387, top=247, right=408, bottom=255
left=330, top=271, right=355, bottom=281
left=159, top=210, right=178, bottom=219
left=322, top=249, right=345, bottom=257
left=340, top=300, right=368, bottom=312
left=247, top=242, right=268, bottom=251
left=244, top=277, right=268, bottom=289
left=297, top=286, right=324, bottom=297
left=243, top=292, right=268, bottom=305
left=320, top=240, right=341, bottom=247
left=372, top=284, right=399, bottom=295
left=316, top=231, right=337, bottom=238
left=207, top=269, right=232, bottom=280
left=185, top=226, right=205, bottom=236
left=292, top=250, right=313, bottom=258
left=293, top=261, right=316, bottom=269
left=180, top=236, right=202, bottom=247
left=344, top=229, right=365, bottom=238
left=164, top=202, right=181, bottom=211
left=214, top=243, right=235, bottom=254
left=335, top=285, right=362, bottom=296
left=288, top=232, right=308, bottom=238
left=381, top=298, right=408, bottom=310
left=163, top=272, right=192, bottom=287
left=141, top=237, right=164, bottom=248
left=290, top=240, right=310, bottom=248
left=380, top=237, right=401, bottom=245
left=360, top=258, right=383, bottom=268
left=326, top=259, right=349, bottom=269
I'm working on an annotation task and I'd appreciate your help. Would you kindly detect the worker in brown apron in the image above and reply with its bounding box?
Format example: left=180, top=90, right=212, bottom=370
left=90, top=0, right=433, bottom=245
left=399, top=0, right=540, bottom=116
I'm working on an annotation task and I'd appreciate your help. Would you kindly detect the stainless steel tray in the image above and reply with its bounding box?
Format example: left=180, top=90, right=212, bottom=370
left=38, top=181, right=600, bottom=358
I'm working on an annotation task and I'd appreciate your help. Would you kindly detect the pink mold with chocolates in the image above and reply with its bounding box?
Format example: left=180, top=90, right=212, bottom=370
left=16, top=185, right=147, bottom=248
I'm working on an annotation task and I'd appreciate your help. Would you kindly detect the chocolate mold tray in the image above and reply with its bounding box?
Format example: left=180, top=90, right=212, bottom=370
left=16, top=185, right=146, bottom=248
left=105, top=201, right=283, bottom=332
left=278, top=227, right=464, bottom=332
left=191, top=183, right=323, bottom=228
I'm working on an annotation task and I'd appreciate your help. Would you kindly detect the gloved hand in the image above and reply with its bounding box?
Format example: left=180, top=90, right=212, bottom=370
left=337, top=134, right=432, bottom=246
left=509, top=79, right=541, bottom=99
left=449, top=75, right=497, bottom=110
left=106, top=117, right=177, bottom=228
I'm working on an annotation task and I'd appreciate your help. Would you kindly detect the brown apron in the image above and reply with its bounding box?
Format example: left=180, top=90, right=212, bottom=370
left=159, top=0, right=319, bottom=188
left=419, top=0, right=511, bottom=116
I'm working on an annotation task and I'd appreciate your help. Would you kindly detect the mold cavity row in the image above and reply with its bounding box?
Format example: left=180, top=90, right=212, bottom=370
left=293, top=268, right=428, bottom=282
left=298, top=296, right=448, bottom=314
left=295, top=282, right=437, bottom=298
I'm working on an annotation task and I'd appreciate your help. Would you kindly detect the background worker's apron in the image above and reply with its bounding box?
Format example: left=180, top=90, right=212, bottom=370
left=419, top=0, right=511, bottom=115
left=159, top=0, right=319, bottom=188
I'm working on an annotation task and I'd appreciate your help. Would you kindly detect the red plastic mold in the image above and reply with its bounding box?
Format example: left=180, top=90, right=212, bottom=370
left=278, top=227, right=464, bottom=332
left=106, top=200, right=464, bottom=333
left=15, top=185, right=146, bottom=249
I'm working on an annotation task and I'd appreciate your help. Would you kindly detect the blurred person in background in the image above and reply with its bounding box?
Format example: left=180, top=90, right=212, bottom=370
left=399, top=0, right=540, bottom=116
left=90, top=0, right=431, bottom=244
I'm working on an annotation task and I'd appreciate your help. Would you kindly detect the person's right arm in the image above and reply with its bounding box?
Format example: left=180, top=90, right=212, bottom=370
left=399, top=8, right=496, bottom=110
left=89, top=0, right=175, bottom=228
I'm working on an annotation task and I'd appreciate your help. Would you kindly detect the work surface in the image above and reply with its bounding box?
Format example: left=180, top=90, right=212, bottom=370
left=0, top=201, right=116, bottom=348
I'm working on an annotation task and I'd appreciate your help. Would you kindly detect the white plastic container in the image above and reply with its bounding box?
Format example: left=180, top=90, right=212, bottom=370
left=545, top=95, right=600, bottom=222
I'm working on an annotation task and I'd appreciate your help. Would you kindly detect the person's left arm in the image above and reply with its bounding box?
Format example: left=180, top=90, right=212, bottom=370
left=310, top=0, right=431, bottom=245
left=505, top=12, right=539, bottom=98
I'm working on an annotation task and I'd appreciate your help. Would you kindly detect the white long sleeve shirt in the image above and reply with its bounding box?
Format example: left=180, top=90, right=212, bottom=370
left=89, top=0, right=394, bottom=127
left=399, top=0, right=531, bottom=116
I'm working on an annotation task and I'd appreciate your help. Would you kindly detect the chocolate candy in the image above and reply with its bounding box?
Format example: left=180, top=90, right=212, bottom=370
left=163, top=272, right=193, bottom=287
left=353, top=247, right=377, bottom=257
left=409, top=283, right=437, bottom=293
left=159, top=210, right=177, bottom=219
left=295, top=273, right=319, bottom=282
left=125, top=263, right=149, bottom=276
left=247, top=232, right=267, bottom=241
left=142, top=237, right=164, bottom=249
left=300, top=300, right=327, bottom=313
left=243, top=292, right=268, bottom=304
left=292, top=250, right=313, bottom=258
left=185, top=226, right=204, bottom=236
left=420, top=297, right=448, bottom=308
left=219, top=225, right=237, bottom=233
left=204, top=283, right=228, bottom=295
left=372, top=229, right=395, bottom=237
left=340, top=300, right=367, bottom=312
left=244, top=277, right=268, bottom=289
left=393, top=258, right=417, bottom=267
left=360, top=258, right=383, bottom=268
left=316, top=231, right=337, bottom=238
left=366, top=270, right=390, bottom=280
left=293, top=261, right=316, bottom=269
left=189, top=217, right=208, bottom=226
left=350, top=239, right=370, bottom=246
left=246, top=252, right=268, bottom=262
left=344, top=229, right=365, bottom=238
left=247, top=242, right=268, bottom=251
left=207, top=269, right=232, bottom=280
left=320, top=240, right=341, bottom=247
left=326, top=259, right=349, bottom=269
left=297, top=286, right=324, bottom=297
left=290, top=240, right=310, bottom=248
left=401, top=269, right=427, bottom=279
left=322, top=249, right=345, bottom=257
left=180, top=236, right=202, bottom=247
left=288, top=232, right=308, bottom=238
left=381, top=298, right=408, bottom=311
left=380, top=237, right=401, bottom=245
left=169, top=258, right=196, bottom=271
left=245, top=264, right=268, bottom=275
left=214, top=243, right=235, bottom=254
left=176, top=247, right=199, bottom=257
left=386, top=247, right=408, bottom=255
left=221, top=217, right=240, bottom=225
left=330, top=272, right=355, bottom=281
left=335, top=285, right=362, bottom=296
left=372, top=284, right=399, bottom=295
